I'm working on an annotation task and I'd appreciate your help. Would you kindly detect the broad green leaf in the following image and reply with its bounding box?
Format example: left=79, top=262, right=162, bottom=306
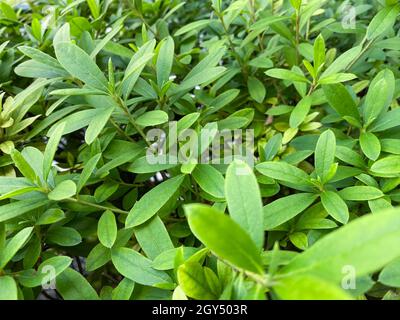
left=134, top=216, right=174, bottom=260
left=322, top=84, right=360, bottom=123
left=57, top=268, right=99, bottom=300
left=366, top=4, right=400, bottom=40
left=256, top=161, right=312, bottom=186
left=274, top=274, right=352, bottom=300
left=0, top=276, right=18, bottom=300
left=98, top=210, right=117, bottom=248
left=265, top=68, right=309, bottom=83
left=175, top=20, right=210, bottom=36
left=318, top=73, right=357, bottom=84
left=0, top=227, right=33, bottom=268
left=177, top=262, right=219, bottom=299
left=0, top=199, right=49, bottom=223
left=315, top=130, right=336, bottom=182
left=320, top=191, right=349, bottom=224
left=263, top=193, right=318, bottom=230
left=264, top=134, right=282, bottom=161
left=313, top=34, right=325, bottom=72
left=371, top=156, right=400, bottom=175
left=11, top=149, right=38, bottom=184
left=112, top=278, right=135, bottom=300
left=111, top=247, right=172, bottom=287
left=54, top=41, right=109, bottom=91
left=85, top=107, right=114, bottom=144
left=192, top=164, right=225, bottom=199
left=46, top=226, right=82, bottom=246
left=247, top=76, right=265, bottom=103
left=156, top=36, right=174, bottom=87
left=360, top=132, right=381, bottom=161
left=281, top=208, right=400, bottom=282
left=225, top=160, right=264, bottom=249
left=125, top=175, right=184, bottom=227
left=363, top=69, right=395, bottom=127
left=338, top=186, right=384, bottom=201
left=378, top=257, right=400, bottom=287
left=185, top=204, right=264, bottom=274
left=289, top=96, right=311, bottom=128
left=48, top=180, right=77, bottom=201
left=36, top=208, right=65, bottom=225
left=135, top=110, right=168, bottom=127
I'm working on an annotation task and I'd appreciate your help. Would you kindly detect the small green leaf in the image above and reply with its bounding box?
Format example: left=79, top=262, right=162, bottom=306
left=338, top=186, right=383, bottom=201
left=360, top=132, right=381, bottom=161
left=43, top=122, right=65, bottom=181
left=247, top=76, right=266, bottom=103
left=98, top=210, right=117, bottom=248
left=0, top=227, right=33, bottom=269
left=111, top=247, right=172, bottom=287
left=315, top=130, right=336, bottom=183
left=192, top=164, right=225, bottom=199
left=256, top=161, right=312, bottom=186
left=185, top=204, right=264, bottom=274
left=263, top=193, right=318, bottom=230
left=379, top=257, right=400, bottom=287
left=225, top=160, right=264, bottom=249
left=48, top=180, right=77, bottom=201
left=126, top=175, right=184, bottom=227
left=135, top=110, right=169, bottom=127
left=265, top=68, right=309, bottom=83
left=371, top=156, right=400, bottom=175
left=320, top=191, right=349, bottom=224
left=0, top=276, right=18, bottom=300
left=57, top=268, right=99, bottom=300
left=289, top=96, right=311, bottom=128
left=156, top=36, right=174, bottom=87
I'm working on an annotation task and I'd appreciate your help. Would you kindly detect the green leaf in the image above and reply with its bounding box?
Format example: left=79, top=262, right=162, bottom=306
left=281, top=208, right=400, bottom=282
left=360, top=132, right=381, bottom=161
left=175, top=20, right=210, bottom=36
left=135, top=110, right=168, bottom=127
left=57, top=268, right=99, bottom=300
left=264, top=134, right=282, bottom=161
left=76, top=153, right=101, bottom=193
left=289, top=96, right=311, bottom=128
left=363, top=69, right=395, bottom=127
left=111, top=247, right=172, bottom=286
left=256, top=161, right=312, bottom=186
left=85, top=107, right=114, bottom=144
left=225, top=160, right=264, bottom=249
left=322, top=83, right=360, bottom=123
left=313, top=34, right=325, bottom=72
left=156, top=36, right=174, bottom=87
left=177, top=262, right=219, bottom=299
left=184, top=204, right=264, bottom=274
left=274, top=274, right=352, bottom=300
left=0, top=227, right=33, bottom=269
left=318, top=73, right=357, bottom=84
left=11, top=149, right=38, bottom=184
left=265, top=68, right=309, bottom=83
left=0, top=199, right=49, bottom=223
left=371, top=156, right=400, bottom=175
left=263, top=193, right=318, bottom=230
left=247, top=76, right=266, bottom=103
left=98, top=210, right=117, bottom=248
left=338, top=186, right=384, bottom=201
left=134, top=216, right=174, bottom=260
left=43, top=122, right=65, bottom=181
left=192, top=164, right=225, bottom=199
left=48, top=180, right=77, bottom=201
left=54, top=41, right=109, bottom=92
left=378, top=257, right=400, bottom=287
left=112, top=278, right=135, bottom=300
left=46, top=226, right=82, bottom=246
left=320, top=191, right=349, bottom=224
left=36, top=208, right=65, bottom=225
left=0, top=276, right=18, bottom=300
left=366, top=4, right=400, bottom=40
left=315, top=130, right=336, bottom=182
left=125, top=175, right=184, bottom=227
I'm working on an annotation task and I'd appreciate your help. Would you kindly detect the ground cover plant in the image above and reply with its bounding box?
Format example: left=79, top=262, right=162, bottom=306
left=0, top=0, right=400, bottom=300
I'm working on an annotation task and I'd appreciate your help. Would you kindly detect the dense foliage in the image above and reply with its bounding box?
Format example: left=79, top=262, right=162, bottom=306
left=0, top=0, right=400, bottom=300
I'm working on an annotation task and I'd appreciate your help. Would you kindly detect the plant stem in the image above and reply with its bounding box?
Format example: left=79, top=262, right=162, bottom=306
left=64, top=197, right=129, bottom=215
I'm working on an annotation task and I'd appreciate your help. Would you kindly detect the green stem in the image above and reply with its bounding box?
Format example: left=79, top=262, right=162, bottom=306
left=64, top=197, right=129, bottom=215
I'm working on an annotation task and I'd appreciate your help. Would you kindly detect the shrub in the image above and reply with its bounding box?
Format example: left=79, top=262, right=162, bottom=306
left=0, top=0, right=400, bottom=300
